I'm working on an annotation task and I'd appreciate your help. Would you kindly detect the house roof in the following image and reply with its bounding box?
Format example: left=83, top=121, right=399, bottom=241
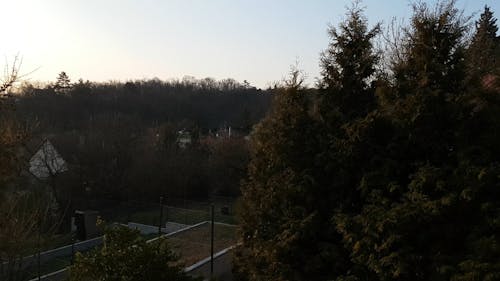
left=28, top=138, right=68, bottom=179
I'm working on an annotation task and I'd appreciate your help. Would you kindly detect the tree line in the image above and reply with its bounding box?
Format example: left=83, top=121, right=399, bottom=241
left=1, top=67, right=269, bottom=280
left=16, top=76, right=270, bottom=132
left=236, top=1, right=500, bottom=280
left=0, top=74, right=273, bottom=208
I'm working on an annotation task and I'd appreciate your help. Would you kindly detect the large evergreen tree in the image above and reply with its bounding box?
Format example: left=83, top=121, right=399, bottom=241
left=317, top=2, right=381, bottom=212
left=319, top=2, right=380, bottom=120
left=235, top=70, right=331, bottom=280
left=467, top=5, right=499, bottom=83
left=237, top=1, right=500, bottom=281
left=235, top=4, right=382, bottom=280
left=335, top=2, right=500, bottom=280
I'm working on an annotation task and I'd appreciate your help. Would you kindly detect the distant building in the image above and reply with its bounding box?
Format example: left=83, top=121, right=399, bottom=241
left=177, top=130, right=192, bottom=148
left=215, top=126, right=249, bottom=139
left=215, top=126, right=231, bottom=138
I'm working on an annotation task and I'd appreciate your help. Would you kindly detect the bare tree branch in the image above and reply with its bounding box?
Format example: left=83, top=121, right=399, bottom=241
left=0, top=55, right=22, bottom=96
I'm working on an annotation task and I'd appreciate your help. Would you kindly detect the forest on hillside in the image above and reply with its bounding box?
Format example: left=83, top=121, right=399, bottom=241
left=15, top=76, right=271, bottom=131
left=1, top=76, right=272, bottom=209
left=0, top=73, right=273, bottom=280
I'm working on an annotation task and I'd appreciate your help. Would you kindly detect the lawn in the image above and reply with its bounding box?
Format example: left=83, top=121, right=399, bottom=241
left=128, top=205, right=237, bottom=226
left=166, top=222, right=236, bottom=267
left=98, top=197, right=238, bottom=226
left=26, top=256, right=71, bottom=280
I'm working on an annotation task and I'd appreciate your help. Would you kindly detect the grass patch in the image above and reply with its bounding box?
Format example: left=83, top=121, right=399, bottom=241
left=129, top=206, right=236, bottom=226
left=142, top=232, right=161, bottom=241
left=166, top=222, right=236, bottom=267
left=42, top=233, right=74, bottom=252
left=27, top=256, right=71, bottom=279
left=100, top=198, right=238, bottom=225
left=24, top=247, right=99, bottom=279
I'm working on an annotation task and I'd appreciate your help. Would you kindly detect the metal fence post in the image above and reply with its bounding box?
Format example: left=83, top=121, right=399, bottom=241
left=210, top=204, right=214, bottom=277
left=158, top=196, right=164, bottom=238
left=71, top=232, right=75, bottom=265
left=37, top=212, right=41, bottom=281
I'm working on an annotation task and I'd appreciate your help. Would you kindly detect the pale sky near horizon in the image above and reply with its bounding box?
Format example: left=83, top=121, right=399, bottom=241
left=1, top=0, right=499, bottom=89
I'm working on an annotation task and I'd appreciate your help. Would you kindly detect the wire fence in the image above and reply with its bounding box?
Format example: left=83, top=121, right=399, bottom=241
left=91, top=196, right=238, bottom=227
left=1, top=196, right=238, bottom=281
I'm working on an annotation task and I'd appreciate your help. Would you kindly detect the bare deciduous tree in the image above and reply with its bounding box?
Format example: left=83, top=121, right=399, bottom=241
left=0, top=55, right=22, bottom=96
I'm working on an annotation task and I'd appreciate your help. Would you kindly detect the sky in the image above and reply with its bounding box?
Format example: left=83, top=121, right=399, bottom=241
left=1, top=0, right=499, bottom=89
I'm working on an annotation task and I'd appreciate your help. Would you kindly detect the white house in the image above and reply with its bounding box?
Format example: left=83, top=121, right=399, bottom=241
left=29, top=139, right=68, bottom=179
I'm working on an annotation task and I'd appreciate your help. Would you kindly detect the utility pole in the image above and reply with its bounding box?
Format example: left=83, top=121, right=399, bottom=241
left=158, top=196, right=164, bottom=238
left=37, top=211, right=41, bottom=281
left=71, top=236, right=75, bottom=265
left=210, top=204, right=214, bottom=277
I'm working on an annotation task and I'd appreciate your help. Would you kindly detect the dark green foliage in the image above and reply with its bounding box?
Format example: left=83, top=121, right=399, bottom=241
left=69, top=226, right=198, bottom=281
left=317, top=2, right=382, bottom=212
left=207, top=138, right=249, bottom=197
left=335, top=2, right=500, bottom=280
left=236, top=3, right=382, bottom=280
left=467, top=5, right=499, bottom=83
left=235, top=70, right=335, bottom=280
left=237, top=1, right=500, bottom=281
left=320, top=3, right=380, bottom=120
left=393, top=1, right=468, bottom=96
